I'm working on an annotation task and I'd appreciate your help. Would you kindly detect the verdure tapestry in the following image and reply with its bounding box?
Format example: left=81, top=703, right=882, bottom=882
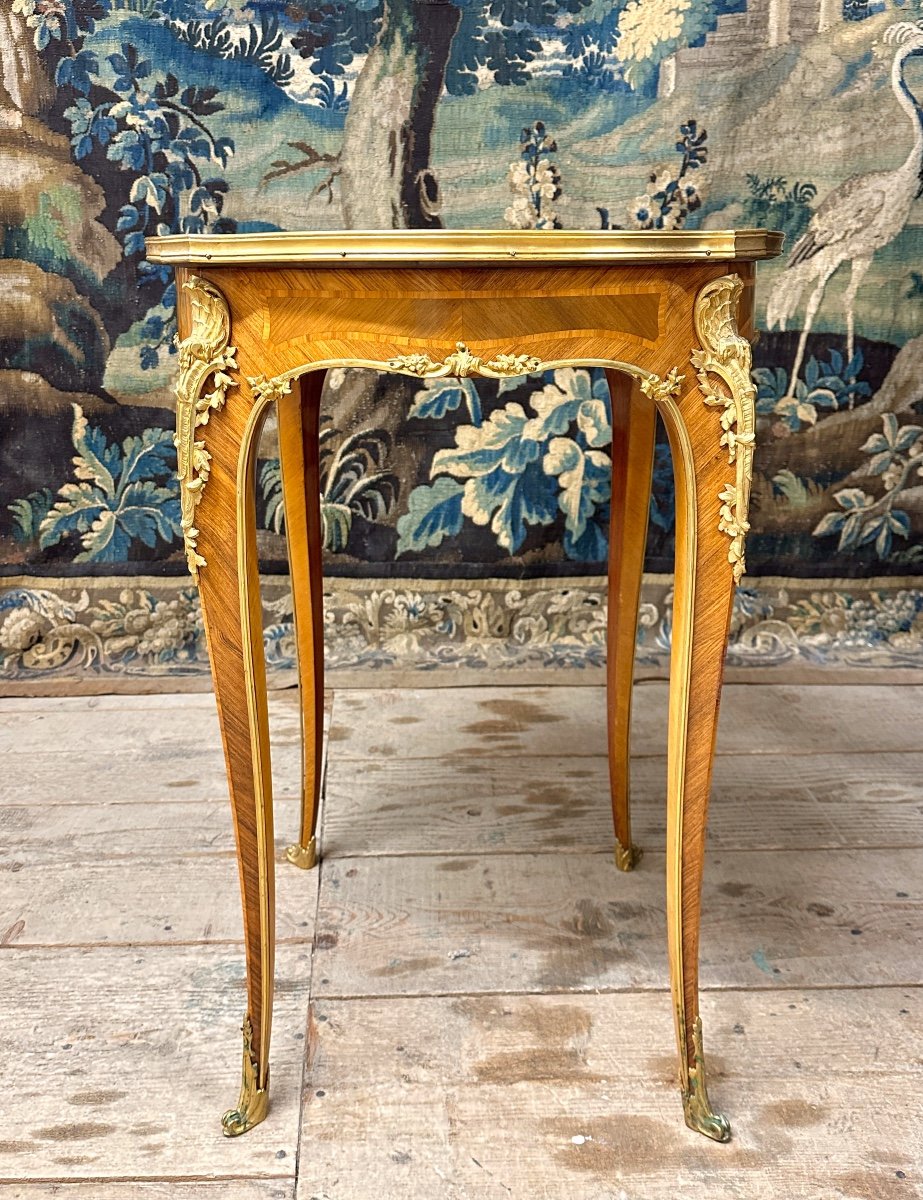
left=2, top=0, right=923, bottom=689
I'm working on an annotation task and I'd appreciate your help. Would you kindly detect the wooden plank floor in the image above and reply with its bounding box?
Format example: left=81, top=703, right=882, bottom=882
left=1, top=683, right=921, bottom=1199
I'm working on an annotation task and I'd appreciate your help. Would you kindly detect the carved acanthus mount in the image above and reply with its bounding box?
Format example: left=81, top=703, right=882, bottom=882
left=691, top=274, right=756, bottom=583
left=387, top=341, right=542, bottom=379
left=174, top=277, right=237, bottom=579
left=639, top=366, right=685, bottom=405
left=248, top=374, right=293, bottom=405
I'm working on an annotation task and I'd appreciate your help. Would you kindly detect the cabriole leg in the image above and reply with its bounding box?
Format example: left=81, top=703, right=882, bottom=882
left=660, top=378, right=734, bottom=1142
left=174, top=276, right=276, bottom=1137
left=654, top=273, right=756, bottom=1141
left=198, top=385, right=276, bottom=1137
left=278, top=372, right=326, bottom=871
left=604, top=370, right=656, bottom=872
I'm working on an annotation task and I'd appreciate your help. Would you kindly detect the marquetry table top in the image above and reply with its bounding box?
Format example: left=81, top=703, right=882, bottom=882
left=145, top=228, right=783, bottom=267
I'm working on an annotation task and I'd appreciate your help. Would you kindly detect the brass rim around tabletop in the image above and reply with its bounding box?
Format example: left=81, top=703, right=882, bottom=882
left=146, top=227, right=783, bottom=266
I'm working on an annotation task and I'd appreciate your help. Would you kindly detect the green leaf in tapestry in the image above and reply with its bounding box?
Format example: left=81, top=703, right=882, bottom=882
left=524, top=367, right=600, bottom=442
left=70, top=405, right=119, bottom=494
left=38, top=482, right=106, bottom=549
left=431, top=402, right=556, bottom=552
left=461, top=460, right=559, bottom=553
left=433, top=403, right=540, bottom=479
left=117, top=481, right=183, bottom=548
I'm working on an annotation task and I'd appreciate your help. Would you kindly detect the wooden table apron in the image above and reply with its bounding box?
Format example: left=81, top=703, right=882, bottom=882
left=149, top=232, right=779, bottom=1144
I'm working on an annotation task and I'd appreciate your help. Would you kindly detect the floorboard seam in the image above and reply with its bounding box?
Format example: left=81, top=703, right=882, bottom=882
left=0, top=1174, right=298, bottom=1186
left=293, top=780, right=330, bottom=1191
left=314, top=844, right=923, bottom=859
left=310, top=981, right=923, bottom=1002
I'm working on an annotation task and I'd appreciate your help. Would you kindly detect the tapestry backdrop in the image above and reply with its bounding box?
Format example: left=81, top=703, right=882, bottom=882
left=2, top=0, right=923, bottom=688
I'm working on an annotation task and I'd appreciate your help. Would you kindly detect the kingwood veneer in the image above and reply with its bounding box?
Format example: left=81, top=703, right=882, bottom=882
left=145, top=228, right=783, bottom=1143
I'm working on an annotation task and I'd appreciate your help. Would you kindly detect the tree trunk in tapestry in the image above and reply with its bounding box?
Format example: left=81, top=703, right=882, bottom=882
left=339, top=0, right=460, bottom=228
left=0, top=10, right=124, bottom=517
left=322, top=0, right=462, bottom=507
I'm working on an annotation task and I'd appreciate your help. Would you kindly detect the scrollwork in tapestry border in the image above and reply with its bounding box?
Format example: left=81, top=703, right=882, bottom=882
left=2, top=576, right=923, bottom=684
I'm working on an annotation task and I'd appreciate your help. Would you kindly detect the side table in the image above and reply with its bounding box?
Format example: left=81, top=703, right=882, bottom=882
left=146, top=229, right=783, bottom=1143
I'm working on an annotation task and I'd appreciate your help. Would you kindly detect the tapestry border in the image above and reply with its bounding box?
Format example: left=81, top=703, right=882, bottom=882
left=3, top=573, right=923, bottom=695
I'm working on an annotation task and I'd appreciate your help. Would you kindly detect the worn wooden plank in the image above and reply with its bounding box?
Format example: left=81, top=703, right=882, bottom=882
left=0, top=693, right=228, bottom=713
left=323, top=750, right=923, bottom=856
left=0, top=711, right=258, bottom=754
left=0, top=799, right=306, bottom=865
left=4, top=681, right=920, bottom=763
left=2, top=691, right=327, bottom=807
left=326, top=685, right=605, bottom=759
left=6, top=684, right=918, bottom=804
left=306, top=987, right=923, bottom=1087
left=0, top=688, right=307, bottom=716
left=313, top=849, right=923, bottom=998
left=0, top=852, right=318, bottom=947
left=2, top=748, right=303, bottom=808
left=326, top=684, right=923, bottom=761
left=5, top=1184, right=294, bottom=1199
left=0, top=689, right=314, bottom=754
left=297, top=988, right=923, bottom=1200
left=0, top=944, right=311, bottom=1181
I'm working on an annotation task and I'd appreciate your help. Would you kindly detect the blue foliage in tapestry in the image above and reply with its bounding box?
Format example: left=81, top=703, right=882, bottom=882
left=813, top=414, right=923, bottom=562
left=14, top=0, right=237, bottom=378
left=397, top=368, right=614, bottom=561
left=754, top=349, right=871, bottom=433
left=63, top=46, right=234, bottom=368
left=9, top=406, right=181, bottom=563
left=5, top=0, right=923, bottom=591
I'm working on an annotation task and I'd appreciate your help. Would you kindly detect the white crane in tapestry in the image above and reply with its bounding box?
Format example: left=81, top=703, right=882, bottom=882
left=767, top=20, right=923, bottom=394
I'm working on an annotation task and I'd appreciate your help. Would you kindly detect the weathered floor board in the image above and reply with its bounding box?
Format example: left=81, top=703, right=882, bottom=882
left=0, top=798, right=304, bottom=865
left=0, top=689, right=327, bottom=806
left=297, top=989, right=923, bottom=1200
left=5, top=1186, right=294, bottom=1199
left=1, top=683, right=921, bottom=1197
left=326, top=683, right=923, bottom=761
left=4, top=1185, right=294, bottom=1199
left=312, top=848, right=923, bottom=997
left=0, top=747, right=302, bottom=808
left=0, top=852, right=318, bottom=946
left=0, top=943, right=311, bottom=1182
left=323, top=751, right=923, bottom=856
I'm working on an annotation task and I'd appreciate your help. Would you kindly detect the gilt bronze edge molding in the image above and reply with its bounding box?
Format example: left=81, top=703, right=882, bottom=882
left=247, top=353, right=686, bottom=400
left=146, top=228, right=784, bottom=266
